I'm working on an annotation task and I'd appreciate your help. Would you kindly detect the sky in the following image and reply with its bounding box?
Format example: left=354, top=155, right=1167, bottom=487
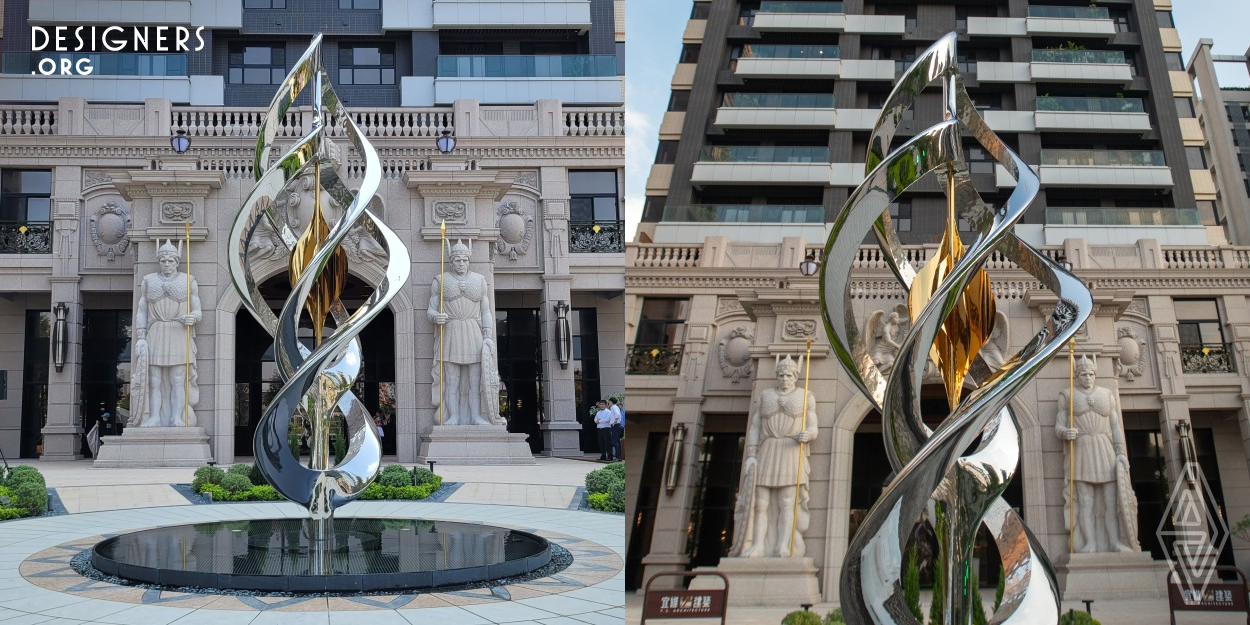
left=623, top=0, right=1250, bottom=240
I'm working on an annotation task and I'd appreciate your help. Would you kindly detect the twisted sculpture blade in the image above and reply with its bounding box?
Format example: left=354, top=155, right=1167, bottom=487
left=819, top=32, right=1091, bottom=625
left=227, top=34, right=410, bottom=520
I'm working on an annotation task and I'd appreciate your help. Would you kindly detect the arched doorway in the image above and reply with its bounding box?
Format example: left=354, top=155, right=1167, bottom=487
left=233, top=275, right=396, bottom=458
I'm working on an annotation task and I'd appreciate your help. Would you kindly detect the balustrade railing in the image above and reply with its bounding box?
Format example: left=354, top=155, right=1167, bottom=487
left=569, top=221, right=624, bottom=253
left=1163, top=247, right=1225, bottom=269
left=171, top=107, right=454, bottom=138
left=627, top=344, right=684, bottom=375
left=0, top=222, right=52, bottom=254
left=1180, top=344, right=1236, bottom=374
left=633, top=245, right=702, bottom=268
left=0, top=107, right=57, bottom=135
left=564, top=108, right=625, bottom=136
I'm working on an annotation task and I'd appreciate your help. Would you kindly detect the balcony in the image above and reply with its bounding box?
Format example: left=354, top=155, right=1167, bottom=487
left=1043, top=207, right=1207, bottom=245
left=569, top=221, right=624, bottom=253
left=626, top=344, right=683, bottom=375
left=715, top=93, right=836, bottom=128
left=0, top=223, right=52, bottom=254
left=692, top=146, right=831, bottom=186
left=661, top=204, right=825, bottom=223
left=1039, top=149, right=1173, bottom=188
left=734, top=45, right=840, bottom=79
left=1030, top=49, right=1132, bottom=83
left=28, top=0, right=241, bottom=28
left=1025, top=6, right=1116, bottom=39
left=1033, top=96, right=1151, bottom=133
left=1180, top=344, right=1236, bottom=374
left=752, top=1, right=845, bottom=31
left=431, top=0, right=591, bottom=30
left=433, top=55, right=621, bottom=104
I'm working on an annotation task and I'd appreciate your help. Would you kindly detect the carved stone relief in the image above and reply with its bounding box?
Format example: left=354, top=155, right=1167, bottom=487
left=435, top=201, right=467, bottom=223
left=89, top=201, right=131, bottom=261
left=717, top=326, right=754, bottom=383
left=716, top=298, right=745, bottom=317
left=516, top=171, right=539, bottom=189
left=83, top=170, right=113, bottom=190
left=160, top=201, right=193, bottom=223
left=494, top=201, right=534, bottom=261
left=1114, top=325, right=1148, bottom=382
left=783, top=319, right=817, bottom=340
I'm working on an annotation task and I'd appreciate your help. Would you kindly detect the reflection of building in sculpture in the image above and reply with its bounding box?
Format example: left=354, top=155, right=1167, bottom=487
left=428, top=240, right=496, bottom=426
left=626, top=1, right=1250, bottom=600
left=1056, top=356, right=1138, bottom=554
left=133, top=240, right=202, bottom=427
left=0, top=0, right=624, bottom=462
left=731, top=355, right=819, bottom=558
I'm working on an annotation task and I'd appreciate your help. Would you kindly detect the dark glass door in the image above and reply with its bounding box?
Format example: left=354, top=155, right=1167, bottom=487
left=687, top=432, right=745, bottom=568
left=20, top=311, right=50, bottom=458
left=79, top=310, right=132, bottom=457
left=573, top=308, right=601, bottom=453
left=497, top=308, right=542, bottom=454
left=626, top=430, right=668, bottom=591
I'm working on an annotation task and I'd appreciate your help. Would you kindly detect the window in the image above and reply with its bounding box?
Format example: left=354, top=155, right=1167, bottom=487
left=1, top=170, right=52, bottom=223
left=1185, top=147, right=1208, bottom=170
left=691, top=2, right=710, bottom=19
left=1155, top=10, right=1174, bottom=28
left=339, top=44, right=395, bottom=85
left=679, top=44, right=701, bottom=63
left=889, top=201, right=912, bottom=231
left=1175, top=97, right=1195, bottom=118
left=340, top=0, right=379, bottom=8
left=1165, top=52, right=1184, bottom=71
left=244, top=0, right=285, bottom=7
left=1197, top=200, right=1221, bottom=226
left=636, top=298, right=689, bottom=346
left=1177, top=300, right=1224, bottom=346
left=667, top=90, right=690, bottom=112
left=569, top=171, right=620, bottom=223
left=654, top=141, right=679, bottom=164
left=228, top=44, right=286, bottom=85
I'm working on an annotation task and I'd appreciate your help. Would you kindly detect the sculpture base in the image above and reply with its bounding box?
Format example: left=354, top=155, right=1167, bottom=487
left=416, top=425, right=536, bottom=465
left=1055, top=551, right=1170, bottom=600
left=690, top=557, right=821, bottom=607
left=92, top=427, right=213, bottom=468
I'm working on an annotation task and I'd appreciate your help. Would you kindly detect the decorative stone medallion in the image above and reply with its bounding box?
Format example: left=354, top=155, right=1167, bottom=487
left=1115, top=325, right=1148, bottom=382
left=161, top=201, right=193, bottom=223
left=717, top=326, right=754, bottom=383
left=784, top=319, right=818, bottom=339
left=435, top=201, right=466, bottom=223
left=89, top=201, right=131, bottom=261
left=495, top=201, right=534, bottom=261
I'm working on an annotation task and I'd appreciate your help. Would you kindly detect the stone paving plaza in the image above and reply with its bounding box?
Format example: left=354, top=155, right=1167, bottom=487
left=0, top=458, right=624, bottom=625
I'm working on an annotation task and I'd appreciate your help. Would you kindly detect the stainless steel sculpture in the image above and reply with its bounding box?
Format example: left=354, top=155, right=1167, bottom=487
left=227, top=35, right=408, bottom=540
left=820, top=33, right=1091, bottom=625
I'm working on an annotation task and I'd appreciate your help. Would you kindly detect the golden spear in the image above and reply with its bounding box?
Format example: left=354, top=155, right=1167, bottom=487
left=184, top=222, right=191, bottom=427
left=439, top=219, right=446, bottom=426
left=790, top=335, right=813, bottom=557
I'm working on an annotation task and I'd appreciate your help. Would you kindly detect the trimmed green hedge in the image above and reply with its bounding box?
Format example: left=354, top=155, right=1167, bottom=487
left=585, top=462, right=624, bottom=513
left=190, top=463, right=442, bottom=502
left=0, top=465, right=48, bottom=520
left=781, top=610, right=822, bottom=625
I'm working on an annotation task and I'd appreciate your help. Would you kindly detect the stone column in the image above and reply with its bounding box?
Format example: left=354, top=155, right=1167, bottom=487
left=639, top=396, right=705, bottom=590
left=540, top=277, right=579, bottom=456
left=41, top=165, right=84, bottom=460
left=1147, top=295, right=1193, bottom=487
left=395, top=305, right=420, bottom=462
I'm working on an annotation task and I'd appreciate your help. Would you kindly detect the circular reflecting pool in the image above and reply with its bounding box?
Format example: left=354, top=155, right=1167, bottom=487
left=92, top=517, right=551, bottom=592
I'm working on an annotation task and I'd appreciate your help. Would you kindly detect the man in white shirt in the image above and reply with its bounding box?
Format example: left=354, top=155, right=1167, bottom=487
left=607, top=397, right=623, bottom=461
left=594, top=400, right=614, bottom=461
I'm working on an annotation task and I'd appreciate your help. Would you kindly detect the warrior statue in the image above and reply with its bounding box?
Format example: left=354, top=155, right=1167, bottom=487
left=428, top=239, right=501, bottom=425
left=132, top=239, right=202, bottom=427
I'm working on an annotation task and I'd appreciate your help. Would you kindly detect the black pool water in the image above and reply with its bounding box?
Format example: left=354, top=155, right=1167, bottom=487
left=92, top=518, right=551, bottom=592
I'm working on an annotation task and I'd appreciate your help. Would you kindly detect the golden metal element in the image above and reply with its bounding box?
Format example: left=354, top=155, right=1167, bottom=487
left=184, top=221, right=191, bottom=427
left=438, top=219, right=446, bottom=426
left=907, top=165, right=996, bottom=411
left=289, top=160, right=348, bottom=347
left=1068, top=338, right=1075, bottom=553
left=789, top=335, right=814, bottom=558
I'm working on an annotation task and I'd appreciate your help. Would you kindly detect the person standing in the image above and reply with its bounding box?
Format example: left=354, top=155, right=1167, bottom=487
left=607, top=397, right=624, bottom=461
left=594, top=400, right=614, bottom=461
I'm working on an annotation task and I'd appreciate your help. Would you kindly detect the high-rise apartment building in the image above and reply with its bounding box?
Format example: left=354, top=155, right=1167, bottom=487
left=0, top=1, right=625, bottom=464
left=626, top=0, right=1250, bottom=605
left=1189, top=39, right=1250, bottom=244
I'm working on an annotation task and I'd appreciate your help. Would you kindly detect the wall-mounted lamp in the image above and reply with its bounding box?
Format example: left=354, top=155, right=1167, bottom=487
left=52, top=302, right=68, bottom=372
left=664, top=423, right=688, bottom=495
left=554, top=300, right=571, bottom=369
left=1177, top=420, right=1197, bottom=487
left=170, top=129, right=191, bottom=154
left=798, top=252, right=821, bottom=277
left=436, top=130, right=456, bottom=155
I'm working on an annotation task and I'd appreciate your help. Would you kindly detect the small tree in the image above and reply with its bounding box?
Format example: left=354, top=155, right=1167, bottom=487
left=904, top=543, right=923, bottom=622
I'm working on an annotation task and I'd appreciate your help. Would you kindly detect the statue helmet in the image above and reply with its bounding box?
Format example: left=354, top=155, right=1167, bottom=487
left=1076, top=354, right=1096, bottom=374
left=447, top=238, right=471, bottom=260
left=156, top=239, right=181, bottom=262
left=775, top=353, right=800, bottom=376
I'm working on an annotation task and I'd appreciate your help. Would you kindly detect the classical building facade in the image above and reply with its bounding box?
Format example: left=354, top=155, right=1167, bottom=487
left=0, top=0, right=625, bottom=463
left=625, top=0, right=1250, bottom=603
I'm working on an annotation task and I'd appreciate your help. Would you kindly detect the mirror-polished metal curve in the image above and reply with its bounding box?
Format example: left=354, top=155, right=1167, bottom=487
left=227, top=34, right=409, bottom=527
left=820, top=32, right=1090, bottom=625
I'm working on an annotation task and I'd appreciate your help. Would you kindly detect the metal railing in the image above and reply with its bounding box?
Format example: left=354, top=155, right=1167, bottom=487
left=662, top=204, right=825, bottom=223
left=722, top=93, right=835, bottom=108
left=1045, top=207, right=1199, bottom=226
left=2, top=52, right=187, bottom=76
left=740, top=44, right=839, bottom=59
left=569, top=220, right=624, bottom=253
left=1035, top=96, right=1145, bottom=113
left=1027, top=5, right=1110, bottom=19
left=436, top=55, right=617, bottom=78
left=758, top=1, right=844, bottom=14
left=1031, top=49, right=1126, bottom=64
left=1180, top=344, right=1236, bottom=374
left=699, top=145, right=830, bottom=163
left=1040, top=149, right=1166, bottom=167
left=627, top=344, right=684, bottom=375
left=0, top=222, right=52, bottom=254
